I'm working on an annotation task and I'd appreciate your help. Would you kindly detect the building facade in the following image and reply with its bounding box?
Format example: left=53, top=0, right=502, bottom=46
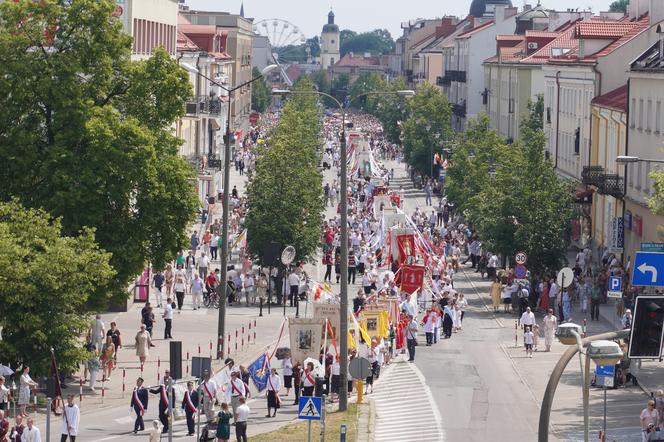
left=113, top=0, right=179, bottom=59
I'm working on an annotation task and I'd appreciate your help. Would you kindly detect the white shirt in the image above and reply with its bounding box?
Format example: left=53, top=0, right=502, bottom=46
left=488, top=255, right=498, bottom=268
left=524, top=331, right=534, bottom=345
left=201, top=379, right=218, bottom=400
left=281, top=358, right=293, bottom=376
left=163, top=303, right=173, bottom=320
left=61, top=403, right=80, bottom=436
left=520, top=311, right=536, bottom=326
left=549, top=283, right=559, bottom=298
left=331, top=361, right=340, bottom=376
left=21, top=426, right=41, bottom=442
left=0, top=384, right=9, bottom=404
left=287, top=273, right=300, bottom=287
left=228, top=378, right=246, bottom=397
left=235, top=403, right=250, bottom=422
left=267, top=374, right=281, bottom=392
left=400, top=300, right=415, bottom=317
left=199, top=255, right=210, bottom=268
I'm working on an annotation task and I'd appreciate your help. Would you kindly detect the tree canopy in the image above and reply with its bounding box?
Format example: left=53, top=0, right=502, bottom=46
left=446, top=111, right=574, bottom=275
left=0, top=0, right=199, bottom=301
left=244, top=79, right=324, bottom=263
left=0, top=201, right=115, bottom=374
left=340, top=29, right=394, bottom=56
left=609, top=0, right=629, bottom=13
left=251, top=67, right=272, bottom=113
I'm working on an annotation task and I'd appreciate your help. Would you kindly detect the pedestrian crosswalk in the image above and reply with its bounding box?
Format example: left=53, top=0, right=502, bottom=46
left=372, top=360, right=444, bottom=442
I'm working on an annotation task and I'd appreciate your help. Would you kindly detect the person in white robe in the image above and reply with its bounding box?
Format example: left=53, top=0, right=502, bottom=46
left=60, top=395, right=79, bottom=441
left=21, top=418, right=41, bottom=442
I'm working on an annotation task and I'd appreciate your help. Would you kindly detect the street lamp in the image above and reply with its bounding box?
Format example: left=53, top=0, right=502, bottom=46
left=548, top=325, right=623, bottom=442
left=616, top=155, right=664, bottom=164
left=272, top=87, right=414, bottom=412
left=181, top=62, right=278, bottom=360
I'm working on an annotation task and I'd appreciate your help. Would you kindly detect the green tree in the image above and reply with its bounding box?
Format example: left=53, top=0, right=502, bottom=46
left=372, top=77, right=411, bottom=144
left=0, top=201, right=114, bottom=374
left=330, top=73, right=351, bottom=104
left=244, top=80, right=324, bottom=263
left=522, top=95, right=544, bottom=132
left=0, top=0, right=199, bottom=301
left=466, top=116, right=574, bottom=274
left=251, top=67, right=271, bottom=113
left=348, top=72, right=388, bottom=113
left=340, top=29, right=395, bottom=56
left=609, top=0, right=629, bottom=12
left=445, top=115, right=507, bottom=214
left=400, top=83, right=452, bottom=176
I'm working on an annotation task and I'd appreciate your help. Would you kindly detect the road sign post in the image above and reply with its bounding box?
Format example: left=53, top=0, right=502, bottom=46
left=595, top=365, right=615, bottom=442
left=632, top=252, right=664, bottom=287
left=299, top=396, right=322, bottom=442
left=607, top=276, right=622, bottom=298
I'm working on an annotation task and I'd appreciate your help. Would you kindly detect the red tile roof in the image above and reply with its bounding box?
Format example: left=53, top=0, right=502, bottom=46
left=520, top=24, right=578, bottom=64
left=585, top=17, right=649, bottom=59
left=334, top=54, right=390, bottom=67
left=591, top=84, right=628, bottom=112
left=497, top=35, right=523, bottom=41
left=575, top=20, right=637, bottom=39
left=525, top=30, right=560, bottom=38
left=177, top=29, right=198, bottom=52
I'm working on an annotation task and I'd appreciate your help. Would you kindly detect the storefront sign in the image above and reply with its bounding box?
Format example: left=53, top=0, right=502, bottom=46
left=641, top=242, right=664, bottom=252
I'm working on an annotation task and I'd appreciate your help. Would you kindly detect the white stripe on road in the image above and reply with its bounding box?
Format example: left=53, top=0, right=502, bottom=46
left=372, top=360, right=444, bottom=441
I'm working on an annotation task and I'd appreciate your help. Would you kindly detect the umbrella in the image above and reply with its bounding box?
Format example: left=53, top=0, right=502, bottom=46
left=0, top=364, right=14, bottom=377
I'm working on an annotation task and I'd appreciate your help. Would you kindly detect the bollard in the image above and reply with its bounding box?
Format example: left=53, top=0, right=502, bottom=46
left=228, top=334, right=232, bottom=357
left=122, top=368, right=126, bottom=398
left=583, top=318, right=587, bottom=338
left=515, top=320, right=519, bottom=348
left=340, top=424, right=347, bottom=442
left=157, top=357, right=161, bottom=382
left=259, top=297, right=263, bottom=317
left=101, top=374, right=105, bottom=404
left=79, top=377, right=83, bottom=402
left=198, top=344, right=201, bottom=357
left=186, top=351, right=190, bottom=375
left=140, top=363, right=144, bottom=378
left=357, top=380, right=364, bottom=404
left=209, top=341, right=213, bottom=360
left=242, top=333, right=245, bottom=350
left=253, top=319, right=257, bottom=342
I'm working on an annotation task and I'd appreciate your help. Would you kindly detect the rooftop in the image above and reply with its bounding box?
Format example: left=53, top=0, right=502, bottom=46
left=631, top=41, right=664, bottom=72
left=591, top=84, right=628, bottom=112
left=334, top=53, right=390, bottom=67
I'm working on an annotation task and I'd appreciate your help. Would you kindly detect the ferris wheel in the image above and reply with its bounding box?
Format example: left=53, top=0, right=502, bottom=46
left=253, top=18, right=309, bottom=64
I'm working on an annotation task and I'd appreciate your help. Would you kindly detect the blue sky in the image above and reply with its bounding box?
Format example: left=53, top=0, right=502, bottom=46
left=183, top=0, right=616, bottom=40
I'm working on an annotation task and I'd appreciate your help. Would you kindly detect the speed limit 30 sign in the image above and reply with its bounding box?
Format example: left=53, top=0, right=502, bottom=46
left=515, top=251, right=528, bottom=266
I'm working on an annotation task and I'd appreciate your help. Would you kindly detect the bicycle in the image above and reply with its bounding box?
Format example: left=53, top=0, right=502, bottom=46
left=203, top=290, right=219, bottom=309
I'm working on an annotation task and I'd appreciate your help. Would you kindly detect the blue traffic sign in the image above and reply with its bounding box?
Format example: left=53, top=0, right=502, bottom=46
left=609, top=276, right=622, bottom=292
left=298, top=396, right=322, bottom=421
left=514, top=264, right=527, bottom=279
left=596, top=364, right=615, bottom=377
left=632, top=252, right=664, bottom=287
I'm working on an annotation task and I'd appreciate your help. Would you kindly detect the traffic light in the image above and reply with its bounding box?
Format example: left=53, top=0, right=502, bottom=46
left=628, top=296, right=664, bottom=359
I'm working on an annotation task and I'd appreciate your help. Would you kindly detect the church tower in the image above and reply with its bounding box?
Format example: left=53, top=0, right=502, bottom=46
left=320, top=10, right=340, bottom=70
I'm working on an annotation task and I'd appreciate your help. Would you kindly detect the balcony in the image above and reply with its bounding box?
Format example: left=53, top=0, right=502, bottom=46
left=598, top=174, right=624, bottom=198
left=452, top=103, right=466, bottom=118
left=445, top=70, right=466, bottom=83
left=581, top=166, right=605, bottom=187
left=436, top=76, right=451, bottom=87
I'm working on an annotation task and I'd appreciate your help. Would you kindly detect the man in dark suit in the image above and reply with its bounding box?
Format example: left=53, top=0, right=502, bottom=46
left=149, top=370, right=172, bottom=434
left=130, top=377, right=148, bottom=433
left=181, top=381, right=199, bottom=436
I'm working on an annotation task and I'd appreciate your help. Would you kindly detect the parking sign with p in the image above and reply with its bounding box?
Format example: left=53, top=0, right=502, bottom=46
left=608, top=276, right=622, bottom=298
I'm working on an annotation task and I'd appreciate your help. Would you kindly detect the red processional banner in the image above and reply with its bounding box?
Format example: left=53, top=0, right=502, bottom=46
left=400, top=265, right=425, bottom=294
left=396, top=234, right=416, bottom=264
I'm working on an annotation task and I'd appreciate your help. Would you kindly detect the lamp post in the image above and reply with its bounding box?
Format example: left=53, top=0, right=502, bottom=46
left=539, top=327, right=627, bottom=442
left=181, top=63, right=278, bottom=359
left=616, top=155, right=664, bottom=164
left=272, top=88, right=414, bottom=411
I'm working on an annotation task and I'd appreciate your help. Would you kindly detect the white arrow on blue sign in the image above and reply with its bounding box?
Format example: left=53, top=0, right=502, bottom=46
left=632, top=251, right=664, bottom=287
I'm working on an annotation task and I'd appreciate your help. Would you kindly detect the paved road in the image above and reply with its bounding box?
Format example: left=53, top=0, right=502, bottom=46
left=383, top=159, right=650, bottom=442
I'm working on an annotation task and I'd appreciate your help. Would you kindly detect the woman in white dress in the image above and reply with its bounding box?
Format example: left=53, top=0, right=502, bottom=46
left=18, top=367, right=38, bottom=417
left=542, top=309, right=558, bottom=352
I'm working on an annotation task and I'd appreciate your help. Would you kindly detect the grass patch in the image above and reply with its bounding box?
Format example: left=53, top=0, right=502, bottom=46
left=251, top=403, right=362, bottom=441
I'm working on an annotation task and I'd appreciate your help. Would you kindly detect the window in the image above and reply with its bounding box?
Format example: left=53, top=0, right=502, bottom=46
left=645, top=162, right=651, bottom=194
left=638, top=98, right=644, bottom=130
left=647, top=99, right=653, bottom=132
left=546, top=107, right=551, bottom=124
left=657, top=101, right=662, bottom=133
left=636, top=161, right=642, bottom=190
left=630, top=98, right=636, bottom=127
left=331, top=39, right=335, bottom=44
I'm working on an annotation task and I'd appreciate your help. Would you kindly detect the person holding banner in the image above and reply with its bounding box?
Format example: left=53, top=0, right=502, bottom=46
left=181, top=381, right=199, bottom=436
left=130, top=377, right=148, bottom=434
left=149, top=370, right=172, bottom=434
left=265, top=368, right=281, bottom=418
left=302, top=362, right=316, bottom=397
left=227, top=372, right=246, bottom=418
left=60, top=395, right=79, bottom=442
left=200, top=370, right=218, bottom=422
